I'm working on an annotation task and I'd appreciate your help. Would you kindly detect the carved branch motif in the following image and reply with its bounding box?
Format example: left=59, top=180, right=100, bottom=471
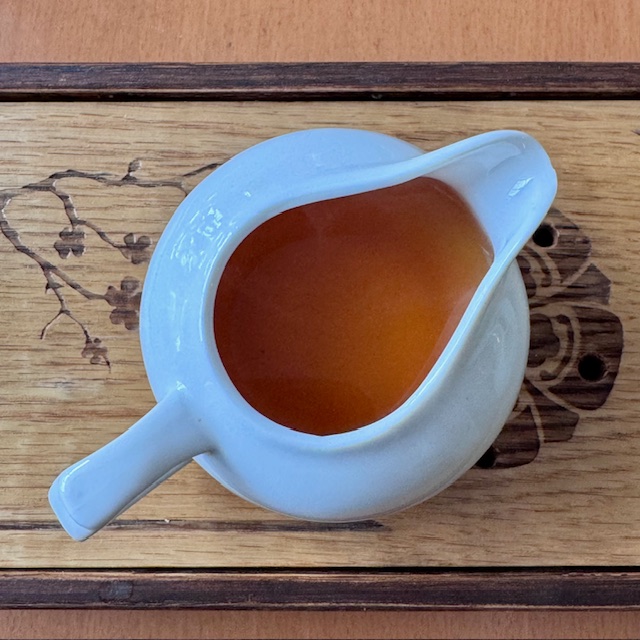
left=0, top=160, right=218, bottom=369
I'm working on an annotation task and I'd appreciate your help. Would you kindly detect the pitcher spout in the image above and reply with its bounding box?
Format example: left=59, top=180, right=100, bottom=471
left=427, top=130, right=558, bottom=270
left=280, top=129, right=556, bottom=271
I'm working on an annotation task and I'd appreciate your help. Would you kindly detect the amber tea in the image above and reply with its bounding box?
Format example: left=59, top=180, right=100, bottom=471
left=214, top=178, right=493, bottom=436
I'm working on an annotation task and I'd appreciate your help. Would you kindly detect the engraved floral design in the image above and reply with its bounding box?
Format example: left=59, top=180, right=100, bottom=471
left=476, top=208, right=623, bottom=469
left=121, top=232, right=152, bottom=265
left=0, top=159, right=219, bottom=367
left=54, top=227, right=86, bottom=258
left=528, top=313, right=561, bottom=369
left=81, top=336, right=110, bottom=368
left=105, top=277, right=143, bottom=331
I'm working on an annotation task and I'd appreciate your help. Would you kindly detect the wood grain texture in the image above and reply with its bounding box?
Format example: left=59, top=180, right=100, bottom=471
left=0, top=100, right=637, bottom=578
left=5, top=609, right=640, bottom=640
left=0, top=0, right=639, bottom=64
left=12, top=606, right=636, bottom=637
left=2, top=62, right=640, bottom=100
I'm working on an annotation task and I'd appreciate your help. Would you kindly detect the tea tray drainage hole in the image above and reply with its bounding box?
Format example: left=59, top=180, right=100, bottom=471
left=578, top=353, right=607, bottom=382
left=532, top=223, right=558, bottom=248
left=475, top=446, right=497, bottom=469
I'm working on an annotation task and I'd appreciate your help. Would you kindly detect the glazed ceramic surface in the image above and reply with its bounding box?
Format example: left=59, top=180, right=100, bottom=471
left=49, top=128, right=557, bottom=540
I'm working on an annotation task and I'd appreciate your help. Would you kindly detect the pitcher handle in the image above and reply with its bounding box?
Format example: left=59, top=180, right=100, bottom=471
left=49, top=389, right=210, bottom=541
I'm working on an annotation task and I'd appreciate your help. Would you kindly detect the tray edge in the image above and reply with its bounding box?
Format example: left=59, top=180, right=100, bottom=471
left=1, top=62, right=640, bottom=100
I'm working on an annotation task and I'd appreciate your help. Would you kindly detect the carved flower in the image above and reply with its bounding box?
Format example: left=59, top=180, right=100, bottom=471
left=121, top=232, right=152, bottom=264
left=477, top=208, right=623, bottom=469
left=527, top=313, right=561, bottom=370
left=81, top=336, right=110, bottom=368
left=54, top=227, right=85, bottom=258
left=104, top=277, right=142, bottom=330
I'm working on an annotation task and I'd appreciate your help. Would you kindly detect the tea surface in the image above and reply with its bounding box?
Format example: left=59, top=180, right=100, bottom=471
left=214, top=178, right=492, bottom=435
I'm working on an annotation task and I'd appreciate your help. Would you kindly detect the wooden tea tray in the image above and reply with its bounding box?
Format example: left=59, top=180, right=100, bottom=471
left=1, top=63, right=640, bottom=609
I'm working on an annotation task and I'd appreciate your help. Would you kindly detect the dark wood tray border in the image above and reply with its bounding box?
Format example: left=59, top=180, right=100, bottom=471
left=4, top=568, right=640, bottom=610
left=1, top=61, right=638, bottom=610
left=1, top=62, right=640, bottom=100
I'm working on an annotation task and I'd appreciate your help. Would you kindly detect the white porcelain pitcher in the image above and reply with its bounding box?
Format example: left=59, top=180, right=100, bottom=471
left=49, top=128, right=557, bottom=540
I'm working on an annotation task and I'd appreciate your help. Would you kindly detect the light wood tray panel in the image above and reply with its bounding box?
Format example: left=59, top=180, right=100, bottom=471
left=0, top=101, right=637, bottom=568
